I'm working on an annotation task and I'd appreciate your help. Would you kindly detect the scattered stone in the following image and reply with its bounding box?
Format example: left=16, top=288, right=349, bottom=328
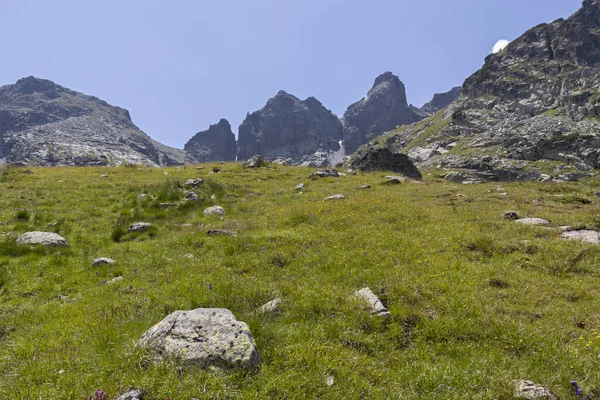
left=196, top=166, right=205, bottom=170
left=556, top=171, right=591, bottom=182
left=539, top=174, right=552, bottom=183
left=100, top=174, right=109, bottom=178
left=325, top=376, right=335, bottom=387
left=503, top=211, right=519, bottom=220
left=295, top=183, right=305, bottom=190
left=326, top=194, right=346, bottom=201
left=93, top=258, right=116, bottom=266
left=184, top=191, right=199, bottom=201
left=203, top=206, right=225, bottom=216
left=382, top=177, right=402, bottom=185
left=309, top=169, right=339, bottom=179
left=350, top=148, right=422, bottom=180
left=184, top=178, right=204, bottom=187
left=561, top=230, right=600, bottom=244
left=358, top=185, right=371, bottom=190
left=207, top=230, right=237, bottom=237
left=184, top=253, right=194, bottom=259
left=106, top=276, right=123, bottom=285
left=354, top=287, right=390, bottom=317
left=160, top=203, right=178, bottom=209
left=137, top=194, right=148, bottom=199
left=47, top=221, right=59, bottom=227
left=116, top=389, right=142, bottom=400
left=515, top=218, right=550, bottom=226
left=513, top=380, right=557, bottom=399
left=137, top=308, right=260, bottom=369
left=16, top=232, right=68, bottom=247
left=242, top=155, right=266, bottom=168
left=256, top=298, right=282, bottom=314
left=128, top=222, right=152, bottom=233
left=347, top=169, right=357, bottom=175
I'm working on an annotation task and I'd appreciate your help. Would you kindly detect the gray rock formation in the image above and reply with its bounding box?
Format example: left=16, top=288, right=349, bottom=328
left=237, top=91, right=343, bottom=162
left=349, top=148, right=422, bottom=180
left=513, top=380, right=557, bottom=399
left=16, top=231, right=68, bottom=247
left=343, top=72, right=421, bottom=153
left=184, top=119, right=236, bottom=162
left=515, top=218, right=550, bottom=226
left=0, top=77, right=193, bottom=166
left=203, top=206, right=225, bottom=216
left=138, top=308, right=260, bottom=369
left=92, top=257, right=116, bottom=266
left=561, top=230, right=600, bottom=244
left=355, top=1, right=600, bottom=180
left=128, top=222, right=152, bottom=233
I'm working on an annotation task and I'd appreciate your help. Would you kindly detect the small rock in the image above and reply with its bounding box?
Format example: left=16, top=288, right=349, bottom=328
left=137, top=194, right=148, bottom=199
left=557, top=171, right=591, bottom=182
left=503, top=211, right=519, bottom=220
left=347, top=169, right=357, bottom=175
left=295, top=183, right=305, bottom=190
left=16, top=232, right=68, bottom=247
left=513, top=380, right=557, bottom=399
left=184, top=253, right=194, bottom=259
left=117, top=389, right=142, bottom=400
left=106, top=276, right=123, bottom=285
left=100, top=174, right=109, bottom=178
left=309, top=169, right=339, bottom=179
left=242, top=155, right=265, bottom=168
left=256, top=298, right=282, bottom=314
left=203, top=206, right=225, bottom=216
left=357, top=185, right=371, bottom=190
left=184, top=191, right=199, bottom=201
left=354, top=287, right=390, bottom=317
left=160, top=203, right=179, bottom=209
left=384, top=175, right=408, bottom=181
left=184, top=178, right=204, bottom=187
left=561, top=230, right=600, bottom=244
left=382, top=178, right=402, bottom=185
left=325, top=376, right=335, bottom=387
left=325, top=194, right=346, bottom=201
left=128, top=222, right=152, bottom=233
left=515, top=218, right=550, bottom=226
left=93, top=258, right=116, bottom=266
left=539, top=174, right=552, bottom=183
left=206, top=230, right=237, bottom=237
left=137, top=308, right=260, bottom=369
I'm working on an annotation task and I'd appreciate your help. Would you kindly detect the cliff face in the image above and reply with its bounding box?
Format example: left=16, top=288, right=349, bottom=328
left=184, top=119, right=237, bottom=162
left=0, top=77, right=193, bottom=166
left=352, top=0, right=600, bottom=181
left=237, top=91, right=343, bottom=162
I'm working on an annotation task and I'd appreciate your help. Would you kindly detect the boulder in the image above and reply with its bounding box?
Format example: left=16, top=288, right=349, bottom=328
left=561, top=230, right=600, bottom=244
left=242, top=155, right=266, bottom=168
left=203, top=206, right=225, bottom=216
left=138, top=308, right=260, bottom=369
left=309, top=169, right=339, bottom=179
left=116, top=389, right=142, bottom=400
left=350, top=148, right=422, bottom=180
left=184, top=178, right=204, bottom=187
left=16, top=232, right=68, bottom=247
left=256, top=298, right=282, bottom=314
left=128, top=222, right=152, bottom=233
left=354, top=287, right=390, bottom=317
left=513, top=380, right=557, bottom=399
left=184, top=191, right=199, bottom=201
left=515, top=218, right=550, bottom=226
left=93, top=257, right=116, bottom=266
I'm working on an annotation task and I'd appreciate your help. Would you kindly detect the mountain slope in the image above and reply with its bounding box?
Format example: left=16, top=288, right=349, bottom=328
left=353, top=0, right=600, bottom=181
left=0, top=77, right=193, bottom=166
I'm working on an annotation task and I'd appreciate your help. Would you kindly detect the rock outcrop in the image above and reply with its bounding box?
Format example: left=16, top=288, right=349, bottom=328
left=0, top=77, right=193, bottom=166
left=237, top=91, right=343, bottom=163
left=355, top=0, right=600, bottom=180
left=350, top=148, right=422, bottom=180
left=343, top=72, right=421, bottom=153
left=184, top=119, right=236, bottom=162
left=16, top=231, right=68, bottom=247
left=416, top=86, right=463, bottom=117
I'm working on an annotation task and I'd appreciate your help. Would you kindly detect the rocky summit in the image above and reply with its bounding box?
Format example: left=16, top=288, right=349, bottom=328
left=353, top=0, right=600, bottom=182
left=184, top=118, right=236, bottom=162
left=0, top=77, right=192, bottom=166
left=237, top=91, right=344, bottom=164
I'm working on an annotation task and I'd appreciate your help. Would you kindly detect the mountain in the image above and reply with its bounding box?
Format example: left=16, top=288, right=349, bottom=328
left=0, top=76, right=193, bottom=166
left=352, top=0, right=600, bottom=181
left=184, top=119, right=237, bottom=162
left=416, top=86, right=463, bottom=117
left=237, top=90, right=344, bottom=163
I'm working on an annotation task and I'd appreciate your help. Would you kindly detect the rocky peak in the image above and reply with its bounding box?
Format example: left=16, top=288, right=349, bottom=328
left=368, top=71, right=408, bottom=105
left=184, top=118, right=237, bottom=162
left=13, top=76, right=61, bottom=98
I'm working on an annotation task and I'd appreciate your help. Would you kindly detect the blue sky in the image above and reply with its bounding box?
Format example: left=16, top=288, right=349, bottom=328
left=1, top=0, right=582, bottom=148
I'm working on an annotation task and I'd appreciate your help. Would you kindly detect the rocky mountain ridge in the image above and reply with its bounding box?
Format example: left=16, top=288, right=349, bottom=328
left=353, top=0, right=600, bottom=182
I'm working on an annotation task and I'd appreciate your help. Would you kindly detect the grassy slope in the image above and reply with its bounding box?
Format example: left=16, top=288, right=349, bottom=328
left=0, top=164, right=599, bottom=399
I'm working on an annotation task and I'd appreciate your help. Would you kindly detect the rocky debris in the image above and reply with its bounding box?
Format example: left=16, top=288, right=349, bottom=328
left=561, top=230, right=600, bottom=244
left=184, top=178, right=204, bottom=187
left=354, top=287, right=390, bottom=317
left=105, top=276, right=123, bottom=285
left=326, top=194, right=346, bottom=201
left=556, top=171, right=592, bottom=182
left=343, top=72, right=421, bottom=153
left=357, top=185, right=371, bottom=189
left=0, top=76, right=193, bottom=167
left=184, top=191, right=199, bottom=201
left=309, top=169, right=339, bottom=179
left=503, top=211, right=520, bottom=220
left=203, top=206, right=225, bottom=216
left=515, top=218, right=550, bottom=226
left=237, top=91, right=343, bottom=162
left=349, top=148, right=422, bottom=180
left=128, top=222, right=152, bottom=233
left=16, top=232, right=68, bottom=247
left=256, top=298, right=282, bottom=314
left=93, top=258, right=115, bottom=266
left=242, top=155, right=265, bottom=168
left=513, top=380, right=557, bottom=399
left=116, top=389, right=142, bottom=400
left=184, top=119, right=236, bottom=162
left=206, top=230, right=237, bottom=237
left=137, top=308, right=260, bottom=369
left=294, top=183, right=304, bottom=190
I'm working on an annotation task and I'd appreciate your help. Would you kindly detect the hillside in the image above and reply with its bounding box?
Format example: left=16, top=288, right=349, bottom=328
left=353, top=0, right=600, bottom=183
left=0, top=163, right=599, bottom=398
left=0, top=77, right=193, bottom=167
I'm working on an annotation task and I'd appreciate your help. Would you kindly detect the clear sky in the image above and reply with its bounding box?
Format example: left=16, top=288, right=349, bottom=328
left=0, top=0, right=582, bottom=148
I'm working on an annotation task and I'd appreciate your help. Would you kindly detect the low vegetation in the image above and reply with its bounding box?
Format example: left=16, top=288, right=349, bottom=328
left=0, top=164, right=600, bottom=398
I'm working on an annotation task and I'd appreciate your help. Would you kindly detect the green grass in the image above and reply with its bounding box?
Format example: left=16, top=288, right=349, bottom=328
left=1, top=164, right=600, bottom=398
